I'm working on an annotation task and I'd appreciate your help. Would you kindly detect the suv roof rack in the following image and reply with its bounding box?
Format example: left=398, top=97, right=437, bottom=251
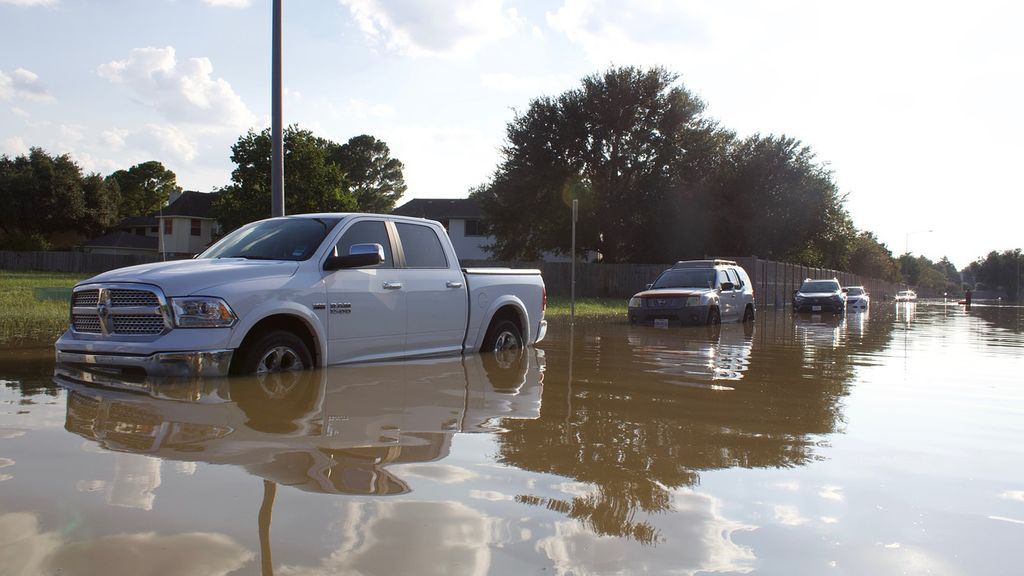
left=672, top=259, right=737, bottom=269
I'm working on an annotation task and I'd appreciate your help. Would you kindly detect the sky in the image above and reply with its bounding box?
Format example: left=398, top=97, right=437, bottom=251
left=1, top=0, right=1021, bottom=269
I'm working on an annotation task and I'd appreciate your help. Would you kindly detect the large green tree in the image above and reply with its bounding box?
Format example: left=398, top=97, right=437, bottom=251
left=473, top=66, right=730, bottom=262
left=848, top=231, right=899, bottom=281
left=328, top=134, right=406, bottom=213
left=965, top=249, right=1022, bottom=301
left=710, top=135, right=856, bottom=268
left=215, top=127, right=405, bottom=233
left=106, top=160, right=181, bottom=220
left=0, top=148, right=118, bottom=249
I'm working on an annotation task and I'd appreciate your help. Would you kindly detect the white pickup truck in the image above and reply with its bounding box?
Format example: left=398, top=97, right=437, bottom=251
left=55, top=213, right=547, bottom=377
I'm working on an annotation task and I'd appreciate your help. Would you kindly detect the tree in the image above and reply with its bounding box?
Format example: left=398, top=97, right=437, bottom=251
left=848, top=231, right=899, bottom=281
left=215, top=127, right=406, bottom=233
left=966, top=249, right=1022, bottom=301
left=710, top=135, right=856, bottom=268
left=473, top=66, right=730, bottom=262
left=328, top=135, right=407, bottom=213
left=0, top=148, right=92, bottom=249
left=106, top=160, right=181, bottom=219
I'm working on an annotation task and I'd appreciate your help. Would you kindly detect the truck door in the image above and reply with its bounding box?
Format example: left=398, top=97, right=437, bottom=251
left=395, top=222, right=469, bottom=357
left=322, top=219, right=406, bottom=363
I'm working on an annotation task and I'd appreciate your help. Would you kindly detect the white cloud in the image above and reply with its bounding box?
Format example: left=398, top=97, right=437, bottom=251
left=201, top=0, right=251, bottom=7
left=130, top=124, right=199, bottom=163
left=0, top=67, right=54, bottom=102
left=341, top=97, right=397, bottom=119
left=339, top=0, right=524, bottom=58
left=98, top=46, right=255, bottom=132
left=2, top=136, right=29, bottom=156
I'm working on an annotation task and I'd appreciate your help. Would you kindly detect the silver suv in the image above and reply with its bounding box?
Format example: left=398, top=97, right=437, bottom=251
left=792, top=278, right=847, bottom=314
left=628, top=259, right=756, bottom=325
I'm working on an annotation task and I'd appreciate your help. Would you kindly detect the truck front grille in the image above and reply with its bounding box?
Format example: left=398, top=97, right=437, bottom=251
left=71, top=285, right=170, bottom=337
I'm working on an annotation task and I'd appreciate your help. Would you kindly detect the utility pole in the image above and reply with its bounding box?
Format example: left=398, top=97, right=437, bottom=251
left=271, top=0, right=284, bottom=217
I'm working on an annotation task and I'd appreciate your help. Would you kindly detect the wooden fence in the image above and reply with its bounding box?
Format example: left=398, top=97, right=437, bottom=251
left=0, top=251, right=162, bottom=274
left=3, top=250, right=901, bottom=308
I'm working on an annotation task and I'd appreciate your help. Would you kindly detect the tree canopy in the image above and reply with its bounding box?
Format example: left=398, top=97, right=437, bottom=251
left=473, top=66, right=859, bottom=268
left=214, top=127, right=405, bottom=233
left=0, top=148, right=119, bottom=249
left=106, top=160, right=181, bottom=220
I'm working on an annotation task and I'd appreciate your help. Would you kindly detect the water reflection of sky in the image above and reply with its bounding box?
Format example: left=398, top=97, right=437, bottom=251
left=0, top=305, right=1023, bottom=574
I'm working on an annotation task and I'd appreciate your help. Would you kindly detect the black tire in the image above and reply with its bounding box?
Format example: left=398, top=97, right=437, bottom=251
left=706, top=307, right=721, bottom=325
left=236, top=330, right=313, bottom=375
left=482, top=319, right=524, bottom=360
left=742, top=305, right=755, bottom=323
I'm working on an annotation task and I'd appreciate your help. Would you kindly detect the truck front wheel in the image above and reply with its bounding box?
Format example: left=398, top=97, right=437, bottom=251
left=238, top=330, right=313, bottom=375
left=482, top=319, right=523, bottom=355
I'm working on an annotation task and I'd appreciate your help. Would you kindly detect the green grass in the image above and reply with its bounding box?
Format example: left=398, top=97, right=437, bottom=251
left=0, top=271, right=86, bottom=345
left=545, top=296, right=628, bottom=322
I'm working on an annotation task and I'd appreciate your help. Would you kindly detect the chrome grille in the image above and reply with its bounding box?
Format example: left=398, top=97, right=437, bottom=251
left=71, top=284, right=169, bottom=337
left=644, top=297, right=682, bottom=309
left=110, top=290, right=159, bottom=307
left=112, top=316, right=167, bottom=334
left=73, top=290, right=99, bottom=307
left=73, top=314, right=102, bottom=333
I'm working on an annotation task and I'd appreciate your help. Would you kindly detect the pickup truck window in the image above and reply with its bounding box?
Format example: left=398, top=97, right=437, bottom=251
left=202, top=217, right=340, bottom=261
left=396, top=223, right=448, bottom=268
left=333, top=220, right=394, bottom=268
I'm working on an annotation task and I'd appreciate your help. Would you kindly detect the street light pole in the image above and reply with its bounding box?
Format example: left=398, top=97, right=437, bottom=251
left=271, top=0, right=284, bottom=217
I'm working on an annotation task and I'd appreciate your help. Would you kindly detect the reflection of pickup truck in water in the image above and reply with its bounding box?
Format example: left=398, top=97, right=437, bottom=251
left=56, top=349, right=544, bottom=495
left=55, top=214, right=547, bottom=377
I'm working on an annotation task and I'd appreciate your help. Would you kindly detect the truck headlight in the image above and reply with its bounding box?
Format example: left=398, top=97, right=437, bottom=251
left=685, top=296, right=701, bottom=307
left=171, top=297, right=237, bottom=328
left=628, top=296, right=642, bottom=308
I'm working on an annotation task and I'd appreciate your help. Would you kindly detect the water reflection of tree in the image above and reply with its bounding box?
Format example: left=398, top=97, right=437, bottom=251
left=0, top=347, right=61, bottom=396
left=497, top=314, right=895, bottom=546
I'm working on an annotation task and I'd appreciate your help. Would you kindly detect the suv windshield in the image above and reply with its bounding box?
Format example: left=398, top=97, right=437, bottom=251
left=846, top=287, right=865, bottom=296
left=652, top=269, right=716, bottom=289
left=201, top=217, right=341, bottom=261
left=800, top=280, right=840, bottom=293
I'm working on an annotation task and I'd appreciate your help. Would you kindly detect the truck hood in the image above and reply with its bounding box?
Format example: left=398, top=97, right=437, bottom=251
left=80, top=258, right=300, bottom=296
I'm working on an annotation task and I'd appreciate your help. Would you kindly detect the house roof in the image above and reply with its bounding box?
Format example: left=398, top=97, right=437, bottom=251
left=81, top=231, right=158, bottom=251
left=159, top=190, right=217, bottom=218
left=391, top=198, right=482, bottom=220
left=118, top=215, right=158, bottom=228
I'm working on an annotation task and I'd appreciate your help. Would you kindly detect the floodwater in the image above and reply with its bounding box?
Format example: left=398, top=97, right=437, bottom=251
left=2, top=303, right=1023, bottom=576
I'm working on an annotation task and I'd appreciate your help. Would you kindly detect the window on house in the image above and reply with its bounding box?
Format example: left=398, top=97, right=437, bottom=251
left=191, top=219, right=201, bottom=236
left=149, top=226, right=158, bottom=234
left=464, top=219, right=489, bottom=237
left=135, top=227, right=146, bottom=236
left=164, top=219, right=173, bottom=235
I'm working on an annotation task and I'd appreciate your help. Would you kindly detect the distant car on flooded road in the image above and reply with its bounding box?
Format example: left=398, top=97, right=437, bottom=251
left=843, top=285, right=870, bottom=310
left=792, top=278, right=846, bottom=314
left=627, top=259, right=756, bottom=326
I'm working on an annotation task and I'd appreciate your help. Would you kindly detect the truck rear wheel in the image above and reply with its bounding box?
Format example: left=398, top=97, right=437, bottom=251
left=482, top=319, right=523, bottom=356
left=238, top=330, right=313, bottom=375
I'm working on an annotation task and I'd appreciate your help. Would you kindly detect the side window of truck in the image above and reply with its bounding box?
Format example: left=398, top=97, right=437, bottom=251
left=726, top=268, right=742, bottom=288
left=334, top=220, right=394, bottom=268
left=395, top=223, right=448, bottom=268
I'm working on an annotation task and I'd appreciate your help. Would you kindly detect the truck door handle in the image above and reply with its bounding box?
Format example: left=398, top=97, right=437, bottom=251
left=383, top=282, right=402, bottom=290
left=446, top=281, right=463, bottom=288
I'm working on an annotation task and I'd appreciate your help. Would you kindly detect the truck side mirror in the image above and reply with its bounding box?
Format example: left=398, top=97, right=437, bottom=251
left=720, top=281, right=734, bottom=291
left=324, top=243, right=384, bottom=271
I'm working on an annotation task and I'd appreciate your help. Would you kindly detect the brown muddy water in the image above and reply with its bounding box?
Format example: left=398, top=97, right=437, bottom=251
left=1, top=303, right=1023, bottom=575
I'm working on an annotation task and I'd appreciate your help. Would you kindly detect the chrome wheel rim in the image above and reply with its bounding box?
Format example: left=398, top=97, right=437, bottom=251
left=492, top=330, right=522, bottom=352
left=256, top=345, right=304, bottom=375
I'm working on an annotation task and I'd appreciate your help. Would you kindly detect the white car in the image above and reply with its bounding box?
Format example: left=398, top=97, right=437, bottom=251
left=843, top=285, right=870, bottom=310
left=627, top=259, right=756, bottom=325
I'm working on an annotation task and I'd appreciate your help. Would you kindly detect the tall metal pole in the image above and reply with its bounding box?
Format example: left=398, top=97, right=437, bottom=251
left=271, top=0, right=284, bottom=217
left=571, top=199, right=577, bottom=324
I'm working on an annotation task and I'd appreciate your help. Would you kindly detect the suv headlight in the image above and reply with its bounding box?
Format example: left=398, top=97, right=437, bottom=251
left=628, top=296, right=642, bottom=308
left=170, top=297, right=237, bottom=328
left=685, top=296, right=702, bottom=307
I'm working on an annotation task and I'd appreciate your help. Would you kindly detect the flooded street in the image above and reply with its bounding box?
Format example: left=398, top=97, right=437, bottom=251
left=2, top=303, right=1023, bottom=575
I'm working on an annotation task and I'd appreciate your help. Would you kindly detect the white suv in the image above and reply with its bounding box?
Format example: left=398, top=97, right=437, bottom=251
left=628, top=259, right=756, bottom=325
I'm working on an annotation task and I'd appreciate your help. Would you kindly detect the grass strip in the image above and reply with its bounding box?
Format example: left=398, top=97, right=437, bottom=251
left=0, top=271, right=85, bottom=345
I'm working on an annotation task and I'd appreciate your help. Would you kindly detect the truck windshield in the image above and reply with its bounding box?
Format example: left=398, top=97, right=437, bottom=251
left=201, top=218, right=340, bottom=261
left=652, top=269, right=716, bottom=289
